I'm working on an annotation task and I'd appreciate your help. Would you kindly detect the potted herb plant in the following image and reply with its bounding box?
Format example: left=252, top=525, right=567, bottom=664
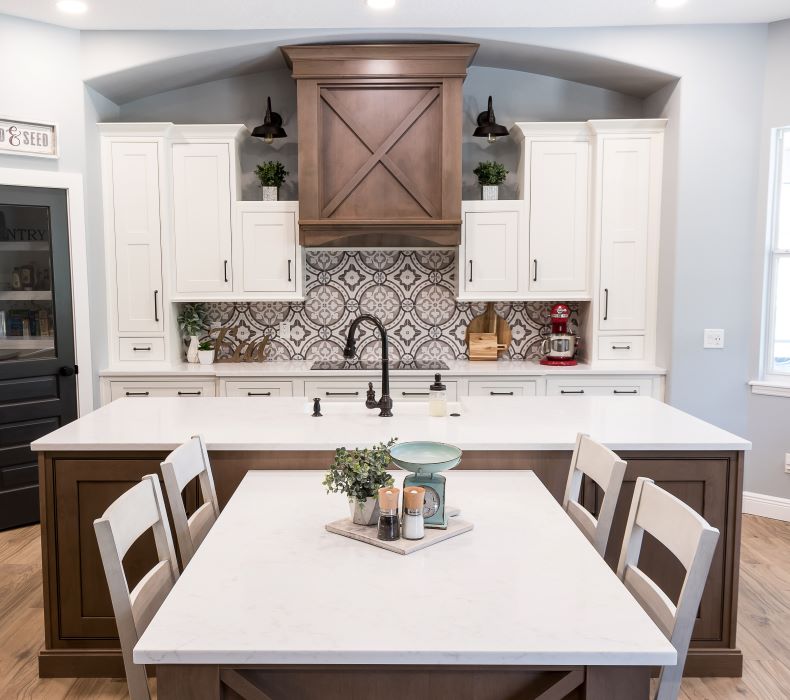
left=176, top=303, right=207, bottom=364
left=473, top=160, right=508, bottom=200
left=255, top=160, right=289, bottom=201
left=323, top=438, right=397, bottom=525
left=197, top=340, right=215, bottom=365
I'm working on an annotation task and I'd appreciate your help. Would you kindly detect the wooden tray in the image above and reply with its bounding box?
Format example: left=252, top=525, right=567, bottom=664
left=325, top=517, right=473, bottom=555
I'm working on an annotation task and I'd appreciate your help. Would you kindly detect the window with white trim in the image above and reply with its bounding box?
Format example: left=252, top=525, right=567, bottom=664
left=765, top=126, right=790, bottom=377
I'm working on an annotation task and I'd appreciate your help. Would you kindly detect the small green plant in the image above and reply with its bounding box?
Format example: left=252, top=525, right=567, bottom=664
left=198, top=340, right=213, bottom=352
left=255, top=161, right=289, bottom=188
left=473, top=161, right=508, bottom=186
left=323, top=438, right=397, bottom=502
left=177, top=303, right=207, bottom=337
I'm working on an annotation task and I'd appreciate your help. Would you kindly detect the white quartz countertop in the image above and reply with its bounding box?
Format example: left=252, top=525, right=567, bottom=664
left=134, top=470, right=676, bottom=667
left=99, top=359, right=667, bottom=378
left=32, top=396, right=750, bottom=452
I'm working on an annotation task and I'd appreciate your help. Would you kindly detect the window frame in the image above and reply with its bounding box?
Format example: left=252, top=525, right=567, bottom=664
left=763, top=126, right=790, bottom=381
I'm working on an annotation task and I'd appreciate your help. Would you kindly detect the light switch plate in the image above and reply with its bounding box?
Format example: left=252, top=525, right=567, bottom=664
left=785, top=453, right=790, bottom=474
left=279, top=321, right=291, bottom=341
left=703, top=329, right=725, bottom=349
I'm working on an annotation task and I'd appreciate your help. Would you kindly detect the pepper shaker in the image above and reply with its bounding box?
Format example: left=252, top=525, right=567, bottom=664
left=402, top=486, right=425, bottom=540
left=377, top=486, right=400, bottom=541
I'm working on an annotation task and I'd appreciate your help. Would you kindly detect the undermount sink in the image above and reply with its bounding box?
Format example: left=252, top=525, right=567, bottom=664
left=302, top=401, right=463, bottom=416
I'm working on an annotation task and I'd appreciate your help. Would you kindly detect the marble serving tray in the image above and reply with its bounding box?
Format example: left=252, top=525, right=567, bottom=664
left=325, top=517, right=473, bottom=555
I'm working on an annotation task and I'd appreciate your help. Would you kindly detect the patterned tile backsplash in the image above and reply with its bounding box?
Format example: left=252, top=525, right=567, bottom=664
left=200, top=250, right=580, bottom=363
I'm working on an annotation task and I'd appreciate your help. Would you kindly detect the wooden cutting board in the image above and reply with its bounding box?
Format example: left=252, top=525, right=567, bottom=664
left=465, top=303, right=512, bottom=359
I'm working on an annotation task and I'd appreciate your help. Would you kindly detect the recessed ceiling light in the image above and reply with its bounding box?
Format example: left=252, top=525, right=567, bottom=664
left=367, top=0, right=396, bottom=9
left=655, top=0, right=687, bottom=8
left=56, top=0, right=88, bottom=13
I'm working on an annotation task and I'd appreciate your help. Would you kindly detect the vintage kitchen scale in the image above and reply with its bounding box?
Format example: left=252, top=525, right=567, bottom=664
left=390, top=441, right=462, bottom=529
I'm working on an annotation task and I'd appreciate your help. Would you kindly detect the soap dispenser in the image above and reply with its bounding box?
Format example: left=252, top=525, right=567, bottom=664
left=429, top=373, right=448, bottom=417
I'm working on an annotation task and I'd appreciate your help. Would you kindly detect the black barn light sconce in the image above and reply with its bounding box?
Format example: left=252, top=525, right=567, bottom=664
left=252, top=96, right=287, bottom=144
left=473, top=95, right=509, bottom=143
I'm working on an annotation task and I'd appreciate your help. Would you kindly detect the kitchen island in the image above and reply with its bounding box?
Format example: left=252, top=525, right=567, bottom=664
left=31, top=396, right=749, bottom=679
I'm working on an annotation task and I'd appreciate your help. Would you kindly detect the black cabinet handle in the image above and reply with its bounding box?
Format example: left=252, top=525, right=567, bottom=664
left=490, top=391, right=514, bottom=396
left=325, top=391, right=359, bottom=396
left=402, top=391, right=430, bottom=397
left=468, top=260, right=473, bottom=283
left=560, top=389, right=585, bottom=395
left=59, top=366, right=75, bottom=377
left=132, top=346, right=151, bottom=352
left=224, top=260, right=229, bottom=283
left=177, top=391, right=202, bottom=396
left=154, top=290, right=159, bottom=322
left=613, top=390, right=639, bottom=395
left=533, top=259, right=538, bottom=282
left=247, top=391, right=272, bottom=396
left=125, top=391, right=150, bottom=397
left=611, top=345, right=632, bottom=350
left=287, top=259, right=292, bottom=282
left=603, top=288, right=609, bottom=321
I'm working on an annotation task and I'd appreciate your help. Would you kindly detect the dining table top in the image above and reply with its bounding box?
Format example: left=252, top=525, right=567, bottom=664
left=134, top=469, right=676, bottom=667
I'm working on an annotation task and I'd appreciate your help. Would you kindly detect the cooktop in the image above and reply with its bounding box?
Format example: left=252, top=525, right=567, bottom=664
left=310, top=360, right=449, bottom=371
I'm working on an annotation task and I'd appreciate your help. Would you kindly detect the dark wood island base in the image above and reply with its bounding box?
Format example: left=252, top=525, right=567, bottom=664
left=36, top=448, right=743, bottom=679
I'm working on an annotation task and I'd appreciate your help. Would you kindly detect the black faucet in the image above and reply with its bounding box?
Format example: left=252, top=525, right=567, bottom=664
left=343, top=314, right=393, bottom=417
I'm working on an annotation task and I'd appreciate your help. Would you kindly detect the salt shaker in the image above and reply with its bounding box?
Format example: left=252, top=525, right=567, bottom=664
left=428, top=373, right=448, bottom=417
left=402, top=486, right=425, bottom=540
left=377, top=486, right=401, bottom=541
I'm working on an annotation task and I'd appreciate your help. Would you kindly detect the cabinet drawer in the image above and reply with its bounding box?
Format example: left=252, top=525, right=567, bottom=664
left=467, top=380, right=538, bottom=397
left=118, top=337, right=165, bottom=362
left=546, top=377, right=653, bottom=397
left=222, top=381, right=293, bottom=397
left=597, top=336, right=645, bottom=361
left=109, top=381, right=216, bottom=402
left=305, top=380, right=458, bottom=402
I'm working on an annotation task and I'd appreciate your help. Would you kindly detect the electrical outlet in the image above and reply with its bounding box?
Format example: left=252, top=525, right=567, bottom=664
left=279, top=321, right=291, bottom=341
left=703, top=328, right=725, bottom=349
left=785, top=453, right=790, bottom=474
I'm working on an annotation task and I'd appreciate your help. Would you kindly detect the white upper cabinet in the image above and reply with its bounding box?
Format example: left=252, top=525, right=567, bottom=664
left=234, top=202, right=302, bottom=299
left=526, top=140, right=589, bottom=294
left=104, top=139, right=164, bottom=335
left=598, top=137, right=652, bottom=331
left=459, top=202, right=521, bottom=298
left=171, top=140, right=235, bottom=295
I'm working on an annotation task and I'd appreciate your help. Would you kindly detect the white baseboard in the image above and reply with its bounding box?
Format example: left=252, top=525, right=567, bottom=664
left=743, top=491, right=790, bottom=522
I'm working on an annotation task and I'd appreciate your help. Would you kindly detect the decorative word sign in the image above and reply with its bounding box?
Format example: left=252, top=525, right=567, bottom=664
left=0, top=118, right=58, bottom=158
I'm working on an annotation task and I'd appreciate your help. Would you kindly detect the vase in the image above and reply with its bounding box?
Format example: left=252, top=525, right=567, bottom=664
left=348, top=497, right=380, bottom=526
left=262, top=186, right=278, bottom=201
left=198, top=349, right=215, bottom=365
left=482, top=185, right=499, bottom=201
left=186, top=335, right=199, bottom=363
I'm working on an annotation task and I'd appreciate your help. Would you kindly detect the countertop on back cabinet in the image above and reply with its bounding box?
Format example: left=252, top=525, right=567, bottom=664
left=32, top=395, right=748, bottom=452
left=98, top=359, right=667, bottom=378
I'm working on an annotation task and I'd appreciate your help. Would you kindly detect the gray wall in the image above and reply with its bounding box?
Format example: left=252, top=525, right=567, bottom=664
left=747, top=18, right=790, bottom=499
left=118, top=65, right=644, bottom=202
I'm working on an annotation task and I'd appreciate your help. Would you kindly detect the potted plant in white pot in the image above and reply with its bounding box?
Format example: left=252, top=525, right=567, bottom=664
left=197, top=340, right=215, bottom=365
left=255, top=160, right=289, bottom=201
left=176, top=303, right=207, bottom=364
left=322, top=438, right=397, bottom=525
left=473, top=160, right=508, bottom=200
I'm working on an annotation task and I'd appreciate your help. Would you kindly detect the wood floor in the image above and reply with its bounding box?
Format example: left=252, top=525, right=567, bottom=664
left=1, top=515, right=789, bottom=700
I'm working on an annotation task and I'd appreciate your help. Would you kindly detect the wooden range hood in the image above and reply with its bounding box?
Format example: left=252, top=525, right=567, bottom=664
left=281, top=43, right=478, bottom=247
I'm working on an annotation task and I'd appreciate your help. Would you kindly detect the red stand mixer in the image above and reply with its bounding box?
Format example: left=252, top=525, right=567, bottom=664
left=539, top=303, right=578, bottom=366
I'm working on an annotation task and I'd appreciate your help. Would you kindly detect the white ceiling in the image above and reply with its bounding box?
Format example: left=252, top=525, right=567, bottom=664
left=3, top=0, right=790, bottom=30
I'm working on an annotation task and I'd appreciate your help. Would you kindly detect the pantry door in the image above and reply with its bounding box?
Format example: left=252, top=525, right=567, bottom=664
left=0, top=185, right=77, bottom=530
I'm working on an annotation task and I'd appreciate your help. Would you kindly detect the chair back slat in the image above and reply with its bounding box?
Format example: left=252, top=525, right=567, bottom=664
left=563, top=433, right=627, bottom=556
left=617, top=477, right=719, bottom=700
left=161, top=435, right=220, bottom=567
left=94, top=475, right=179, bottom=700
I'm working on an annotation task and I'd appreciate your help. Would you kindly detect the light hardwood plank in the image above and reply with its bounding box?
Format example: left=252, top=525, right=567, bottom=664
left=1, top=515, right=789, bottom=699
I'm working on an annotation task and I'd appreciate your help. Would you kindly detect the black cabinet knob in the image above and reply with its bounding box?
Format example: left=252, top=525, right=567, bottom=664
left=59, top=366, right=76, bottom=377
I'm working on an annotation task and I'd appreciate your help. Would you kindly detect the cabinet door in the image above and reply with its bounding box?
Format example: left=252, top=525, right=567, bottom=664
left=240, top=210, right=297, bottom=293
left=110, top=141, right=163, bottom=333
left=599, top=138, right=651, bottom=330
left=528, top=141, right=589, bottom=293
left=463, top=210, right=519, bottom=294
left=172, top=143, right=233, bottom=294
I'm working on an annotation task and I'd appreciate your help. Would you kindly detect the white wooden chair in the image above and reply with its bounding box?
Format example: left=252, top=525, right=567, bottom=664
left=160, top=434, right=220, bottom=567
left=93, top=474, right=180, bottom=700
left=562, top=433, right=627, bottom=556
left=617, top=477, right=720, bottom=700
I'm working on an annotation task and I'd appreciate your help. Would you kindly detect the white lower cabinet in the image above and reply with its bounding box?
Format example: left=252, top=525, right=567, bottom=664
left=305, top=380, right=458, bottom=402
left=467, top=380, right=538, bottom=397
left=222, top=380, right=293, bottom=397
left=546, top=376, right=653, bottom=397
left=108, top=380, right=216, bottom=402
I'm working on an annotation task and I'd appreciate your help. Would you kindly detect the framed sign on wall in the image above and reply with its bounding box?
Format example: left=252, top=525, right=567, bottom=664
left=0, top=117, right=58, bottom=158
